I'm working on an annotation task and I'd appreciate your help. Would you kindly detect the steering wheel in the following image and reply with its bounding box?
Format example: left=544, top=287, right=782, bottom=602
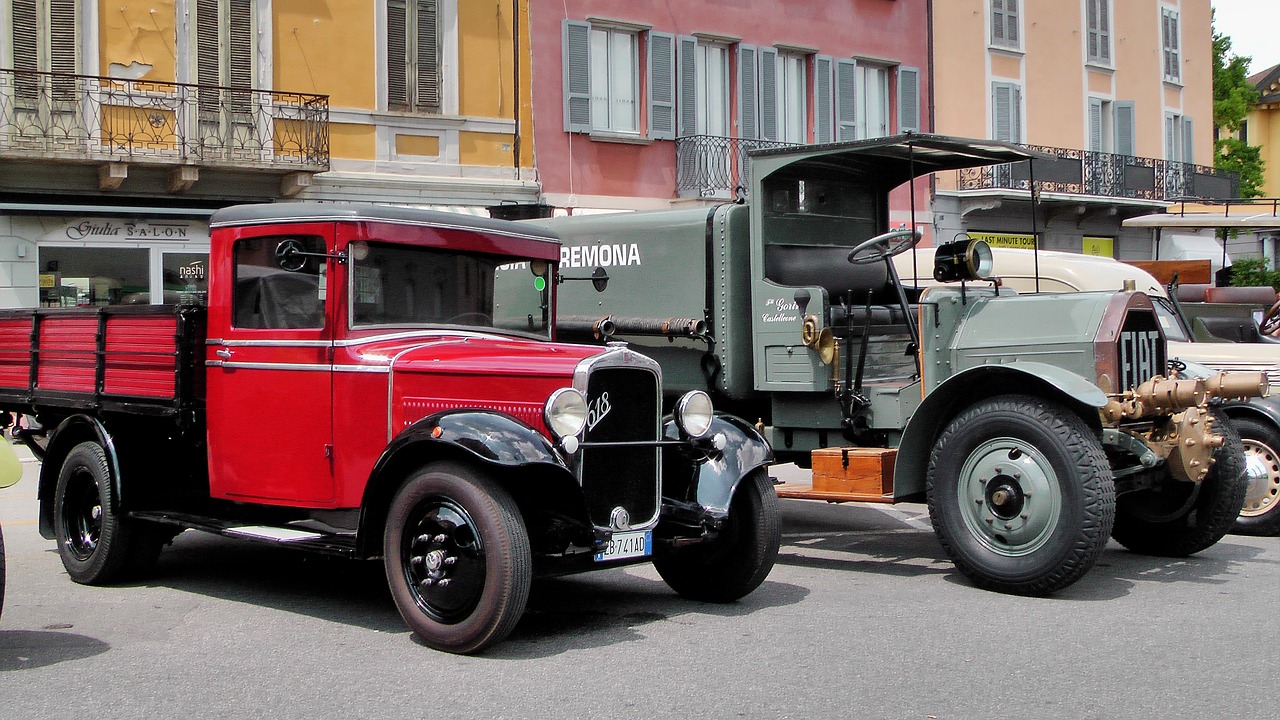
left=1260, top=300, right=1280, bottom=335
left=847, top=228, right=924, bottom=266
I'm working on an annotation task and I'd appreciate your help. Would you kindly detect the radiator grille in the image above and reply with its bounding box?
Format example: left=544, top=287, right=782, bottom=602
left=578, top=366, right=660, bottom=529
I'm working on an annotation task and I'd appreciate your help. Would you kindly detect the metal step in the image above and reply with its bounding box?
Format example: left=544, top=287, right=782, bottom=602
left=130, top=510, right=359, bottom=557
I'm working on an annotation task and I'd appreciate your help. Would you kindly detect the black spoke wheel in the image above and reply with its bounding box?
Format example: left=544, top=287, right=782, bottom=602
left=927, top=395, right=1115, bottom=595
left=1111, top=410, right=1249, bottom=555
left=1230, top=416, right=1280, bottom=537
left=54, top=441, right=163, bottom=584
left=383, top=463, right=530, bottom=654
left=654, top=469, right=781, bottom=603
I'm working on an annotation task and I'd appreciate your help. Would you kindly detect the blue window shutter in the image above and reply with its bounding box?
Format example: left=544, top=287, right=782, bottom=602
left=835, top=58, right=857, bottom=141
left=1088, top=98, right=1103, bottom=151
left=563, top=20, right=591, bottom=132
left=677, top=35, right=698, bottom=137
left=897, top=66, right=920, bottom=133
left=738, top=44, right=758, bottom=139
left=1183, top=117, right=1194, bottom=165
left=759, top=47, right=778, bottom=141
left=1114, top=101, right=1135, bottom=156
left=815, top=55, right=833, bottom=143
left=648, top=31, right=676, bottom=140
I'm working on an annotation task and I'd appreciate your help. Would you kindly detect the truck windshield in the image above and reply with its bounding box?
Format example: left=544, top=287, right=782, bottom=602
left=1152, top=297, right=1191, bottom=342
left=349, top=241, right=552, bottom=337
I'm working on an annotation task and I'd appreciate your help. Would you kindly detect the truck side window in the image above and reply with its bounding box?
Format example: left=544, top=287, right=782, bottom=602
left=233, top=236, right=326, bottom=330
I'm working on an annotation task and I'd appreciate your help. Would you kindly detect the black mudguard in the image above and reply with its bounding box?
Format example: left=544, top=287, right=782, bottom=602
left=660, top=413, right=774, bottom=519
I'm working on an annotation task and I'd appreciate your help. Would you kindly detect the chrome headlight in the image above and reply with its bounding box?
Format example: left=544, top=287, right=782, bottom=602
left=933, top=237, right=994, bottom=282
left=674, top=390, right=714, bottom=438
left=544, top=388, right=587, bottom=440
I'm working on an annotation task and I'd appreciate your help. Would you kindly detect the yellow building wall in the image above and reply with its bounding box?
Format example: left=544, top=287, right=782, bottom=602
left=329, top=122, right=377, bottom=161
left=99, top=1, right=178, bottom=82
left=457, top=0, right=534, bottom=167
left=274, top=0, right=376, bottom=110
left=1249, top=106, right=1280, bottom=197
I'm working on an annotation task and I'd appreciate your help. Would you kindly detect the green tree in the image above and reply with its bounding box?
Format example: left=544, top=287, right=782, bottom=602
left=1213, top=19, right=1264, bottom=197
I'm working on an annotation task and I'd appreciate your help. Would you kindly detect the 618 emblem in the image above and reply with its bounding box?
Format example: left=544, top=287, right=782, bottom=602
left=586, top=391, right=611, bottom=431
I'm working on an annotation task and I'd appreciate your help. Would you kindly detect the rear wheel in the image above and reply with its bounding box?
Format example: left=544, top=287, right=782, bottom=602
left=1231, top=416, right=1280, bottom=536
left=1111, top=411, right=1249, bottom=555
left=383, top=462, right=531, bottom=654
left=654, top=469, right=781, bottom=602
left=927, top=395, right=1115, bottom=595
left=54, top=441, right=162, bottom=584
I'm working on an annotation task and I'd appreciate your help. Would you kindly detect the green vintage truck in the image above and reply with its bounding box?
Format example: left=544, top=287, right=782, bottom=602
left=526, top=134, right=1265, bottom=595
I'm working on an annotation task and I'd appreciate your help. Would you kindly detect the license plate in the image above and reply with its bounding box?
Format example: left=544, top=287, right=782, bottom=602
left=594, top=529, right=652, bottom=562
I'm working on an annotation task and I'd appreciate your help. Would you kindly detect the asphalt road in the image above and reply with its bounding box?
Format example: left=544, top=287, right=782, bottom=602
left=0, top=453, right=1276, bottom=720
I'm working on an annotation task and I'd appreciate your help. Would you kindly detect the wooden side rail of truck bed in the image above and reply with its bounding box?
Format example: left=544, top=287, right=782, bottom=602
left=0, top=304, right=205, bottom=421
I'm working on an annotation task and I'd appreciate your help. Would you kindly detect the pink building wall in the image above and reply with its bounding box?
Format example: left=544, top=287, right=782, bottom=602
left=529, top=0, right=932, bottom=213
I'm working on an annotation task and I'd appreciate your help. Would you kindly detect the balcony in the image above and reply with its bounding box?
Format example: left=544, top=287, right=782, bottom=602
left=957, top=144, right=1238, bottom=202
left=0, top=67, right=328, bottom=195
left=675, top=135, right=798, bottom=199
left=676, top=135, right=1240, bottom=204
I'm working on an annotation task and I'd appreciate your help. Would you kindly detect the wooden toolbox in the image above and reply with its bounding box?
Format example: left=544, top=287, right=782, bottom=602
left=810, top=447, right=896, bottom=496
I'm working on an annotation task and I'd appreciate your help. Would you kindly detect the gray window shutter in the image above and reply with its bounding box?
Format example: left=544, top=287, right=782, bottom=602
left=49, top=0, right=78, bottom=79
left=648, top=32, right=676, bottom=140
left=229, top=0, right=253, bottom=88
left=992, top=0, right=1006, bottom=43
left=678, top=35, right=698, bottom=137
left=562, top=20, right=591, bottom=132
left=1183, top=117, right=1194, bottom=165
left=759, top=47, right=778, bottom=141
left=897, top=66, right=920, bottom=133
left=388, top=0, right=409, bottom=108
left=815, top=55, right=833, bottom=143
left=416, top=0, right=440, bottom=110
left=1114, top=101, right=1134, bottom=156
left=1098, top=1, right=1110, bottom=62
left=835, top=58, right=857, bottom=141
left=1007, top=0, right=1019, bottom=44
left=738, top=44, right=758, bottom=139
left=993, top=82, right=1021, bottom=142
left=1086, top=0, right=1098, bottom=60
left=12, top=0, right=37, bottom=100
left=1164, top=112, right=1176, bottom=160
left=1088, top=98, right=1102, bottom=151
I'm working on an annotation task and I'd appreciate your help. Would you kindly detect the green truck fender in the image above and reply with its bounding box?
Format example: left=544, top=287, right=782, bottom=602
left=894, top=362, right=1108, bottom=498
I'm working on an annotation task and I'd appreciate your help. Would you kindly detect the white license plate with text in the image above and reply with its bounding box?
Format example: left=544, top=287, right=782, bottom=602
left=594, top=529, right=653, bottom=562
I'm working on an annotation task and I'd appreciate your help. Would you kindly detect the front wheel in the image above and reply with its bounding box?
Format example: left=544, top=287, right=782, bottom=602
left=1111, top=411, right=1249, bottom=555
left=927, top=395, right=1116, bottom=596
left=383, top=462, right=531, bottom=654
left=1231, top=416, right=1280, bottom=536
left=654, top=469, right=781, bottom=602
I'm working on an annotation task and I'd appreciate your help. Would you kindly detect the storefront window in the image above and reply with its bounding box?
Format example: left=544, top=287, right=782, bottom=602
left=39, top=248, right=150, bottom=306
left=162, top=252, right=210, bottom=305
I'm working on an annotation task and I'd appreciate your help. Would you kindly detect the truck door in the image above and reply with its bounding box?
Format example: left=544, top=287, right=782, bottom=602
left=206, top=226, right=335, bottom=505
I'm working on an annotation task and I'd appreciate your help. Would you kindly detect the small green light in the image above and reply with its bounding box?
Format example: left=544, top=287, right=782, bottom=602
left=533, top=276, right=546, bottom=292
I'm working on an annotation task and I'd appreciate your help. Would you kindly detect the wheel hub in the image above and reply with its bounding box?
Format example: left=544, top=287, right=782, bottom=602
left=1241, top=439, right=1280, bottom=518
left=402, top=500, right=485, bottom=624
left=959, top=438, right=1063, bottom=556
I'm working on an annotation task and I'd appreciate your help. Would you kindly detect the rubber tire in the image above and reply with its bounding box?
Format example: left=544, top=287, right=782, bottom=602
left=926, top=395, right=1116, bottom=596
left=53, top=441, right=161, bottom=584
left=383, top=462, right=531, bottom=654
left=1111, top=411, right=1249, bottom=556
left=1230, top=416, right=1280, bottom=537
left=654, top=469, right=781, bottom=603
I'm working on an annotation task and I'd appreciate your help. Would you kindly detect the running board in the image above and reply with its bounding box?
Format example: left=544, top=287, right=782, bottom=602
left=129, top=511, right=358, bottom=557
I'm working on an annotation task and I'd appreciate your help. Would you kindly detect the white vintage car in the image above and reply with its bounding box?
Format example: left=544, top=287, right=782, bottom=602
left=896, top=245, right=1280, bottom=537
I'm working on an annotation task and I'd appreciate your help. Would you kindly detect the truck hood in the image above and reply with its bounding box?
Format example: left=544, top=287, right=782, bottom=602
left=1169, top=339, right=1280, bottom=386
left=347, top=332, right=601, bottom=378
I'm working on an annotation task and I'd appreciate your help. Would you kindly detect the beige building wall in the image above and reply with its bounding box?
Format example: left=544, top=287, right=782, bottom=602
left=933, top=0, right=1214, bottom=190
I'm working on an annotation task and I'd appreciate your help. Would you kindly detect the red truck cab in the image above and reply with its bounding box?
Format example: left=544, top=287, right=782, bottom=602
left=0, top=203, right=779, bottom=653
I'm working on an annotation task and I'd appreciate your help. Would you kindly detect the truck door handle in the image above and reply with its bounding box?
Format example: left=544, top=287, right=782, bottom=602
left=215, top=349, right=233, bottom=359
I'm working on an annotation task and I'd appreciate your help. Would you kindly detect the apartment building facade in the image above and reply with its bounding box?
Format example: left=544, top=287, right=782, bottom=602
left=930, top=0, right=1232, bottom=262
left=0, top=0, right=535, bottom=308
left=527, top=0, right=932, bottom=229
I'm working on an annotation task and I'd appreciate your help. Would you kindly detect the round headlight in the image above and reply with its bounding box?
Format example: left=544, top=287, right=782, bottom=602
left=544, top=388, right=587, bottom=439
left=674, top=390, right=715, bottom=438
left=967, top=239, right=994, bottom=280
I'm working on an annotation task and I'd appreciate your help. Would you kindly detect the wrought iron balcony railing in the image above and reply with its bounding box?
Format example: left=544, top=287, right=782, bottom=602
left=676, top=134, right=798, bottom=199
left=0, top=67, right=329, bottom=172
left=957, top=144, right=1237, bottom=201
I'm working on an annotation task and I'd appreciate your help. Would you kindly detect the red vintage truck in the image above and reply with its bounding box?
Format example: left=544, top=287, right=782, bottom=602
left=0, top=203, right=779, bottom=653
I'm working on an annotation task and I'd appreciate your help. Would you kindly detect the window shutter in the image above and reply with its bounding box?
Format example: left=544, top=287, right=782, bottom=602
left=993, top=82, right=1021, bottom=142
left=992, top=0, right=1005, bottom=43
left=388, top=0, right=409, bottom=108
left=562, top=20, right=591, bottom=132
left=1099, top=1, right=1110, bottom=62
left=897, top=66, right=920, bottom=133
left=815, top=55, right=833, bottom=143
left=12, top=0, right=38, bottom=99
left=1164, top=112, right=1176, bottom=160
left=677, top=35, right=698, bottom=137
left=1086, top=0, right=1098, bottom=60
left=1182, top=117, right=1194, bottom=165
left=416, top=0, right=440, bottom=110
left=49, top=0, right=78, bottom=77
left=835, top=58, right=857, bottom=141
left=1007, top=0, right=1019, bottom=44
left=648, top=32, right=676, bottom=140
left=759, top=47, right=778, bottom=141
left=738, top=44, right=758, bottom=140
left=196, top=0, right=222, bottom=116
left=229, top=0, right=253, bottom=88
left=1088, top=98, right=1102, bottom=151
left=1114, top=102, right=1134, bottom=156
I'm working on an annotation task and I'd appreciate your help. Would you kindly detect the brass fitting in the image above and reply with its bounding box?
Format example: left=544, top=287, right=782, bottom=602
left=1203, top=371, right=1269, bottom=400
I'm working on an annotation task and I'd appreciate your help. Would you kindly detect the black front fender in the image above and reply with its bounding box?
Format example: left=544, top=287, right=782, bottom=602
left=662, top=414, right=774, bottom=516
